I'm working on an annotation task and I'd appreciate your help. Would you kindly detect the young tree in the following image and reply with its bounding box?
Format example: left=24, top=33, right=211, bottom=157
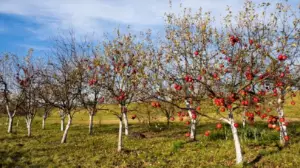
left=77, top=55, right=108, bottom=135
left=101, top=29, right=150, bottom=151
left=15, top=49, right=39, bottom=137
left=39, top=32, right=82, bottom=143
left=0, top=53, right=22, bottom=133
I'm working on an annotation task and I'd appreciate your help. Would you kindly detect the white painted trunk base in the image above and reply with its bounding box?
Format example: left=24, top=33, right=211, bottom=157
left=7, top=117, right=13, bottom=133
left=26, top=118, right=32, bottom=137
left=89, top=114, right=94, bottom=135
left=117, top=119, right=123, bottom=152
left=185, top=100, right=196, bottom=140
left=277, top=106, right=288, bottom=145
left=122, top=108, right=129, bottom=136
left=61, top=115, right=72, bottom=144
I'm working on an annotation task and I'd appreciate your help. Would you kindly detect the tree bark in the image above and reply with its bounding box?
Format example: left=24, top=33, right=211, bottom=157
left=242, top=108, right=246, bottom=128
left=185, top=100, right=196, bottom=140
left=6, top=105, right=15, bottom=134
left=277, top=105, right=288, bottom=146
left=61, top=114, right=72, bottom=144
left=7, top=116, right=13, bottom=133
left=42, top=116, right=46, bottom=130
left=89, top=114, right=94, bottom=135
left=122, top=107, right=129, bottom=136
left=117, top=118, right=123, bottom=152
left=228, top=114, right=243, bottom=164
left=26, top=118, right=32, bottom=137
left=60, top=117, right=65, bottom=131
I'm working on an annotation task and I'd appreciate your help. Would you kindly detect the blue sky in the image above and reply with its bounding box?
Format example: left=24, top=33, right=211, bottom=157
left=0, top=0, right=298, bottom=57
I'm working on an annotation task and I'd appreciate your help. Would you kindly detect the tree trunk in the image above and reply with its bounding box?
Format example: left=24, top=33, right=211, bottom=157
left=61, top=114, right=72, bottom=144
left=167, top=118, right=170, bottom=128
left=277, top=105, right=288, bottom=146
left=242, top=108, right=246, bottom=128
left=89, top=114, right=94, bottom=135
left=61, top=117, right=65, bottom=132
left=7, top=116, right=13, bottom=133
left=122, top=107, right=129, bottom=136
left=26, top=118, right=32, bottom=137
left=228, top=114, right=243, bottom=164
left=42, top=116, right=46, bottom=130
left=185, top=100, right=196, bottom=140
left=117, top=118, right=123, bottom=152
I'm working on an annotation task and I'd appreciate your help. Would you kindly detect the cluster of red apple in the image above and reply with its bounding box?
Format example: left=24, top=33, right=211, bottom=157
left=115, top=90, right=126, bottom=102
left=88, top=78, right=97, bottom=86
left=177, top=111, right=189, bottom=121
left=131, top=114, right=136, bottom=120
left=278, top=54, right=288, bottom=61
left=174, top=83, right=183, bottom=91
left=151, top=101, right=161, bottom=108
left=267, top=116, right=290, bottom=141
left=17, top=78, right=30, bottom=87
left=98, top=97, right=104, bottom=104
left=229, top=35, right=240, bottom=46
left=184, top=75, right=193, bottom=83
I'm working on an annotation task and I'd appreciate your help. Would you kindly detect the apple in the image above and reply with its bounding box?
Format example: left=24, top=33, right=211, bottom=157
left=279, top=118, right=285, bottom=123
left=216, top=123, right=222, bottom=129
left=204, top=130, right=211, bottom=137
left=284, top=135, right=290, bottom=141
left=131, top=114, right=137, bottom=120
left=291, top=101, right=296, bottom=106
left=170, top=117, right=175, bottom=121
left=234, top=123, right=239, bottom=128
left=249, top=39, right=254, bottom=45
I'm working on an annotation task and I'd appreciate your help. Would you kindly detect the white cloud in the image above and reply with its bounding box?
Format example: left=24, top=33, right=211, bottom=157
left=0, top=0, right=291, bottom=40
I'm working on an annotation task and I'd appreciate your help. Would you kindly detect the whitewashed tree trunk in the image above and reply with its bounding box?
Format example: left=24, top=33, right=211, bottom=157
left=242, top=108, right=246, bottom=128
left=6, top=106, right=15, bottom=134
left=61, top=114, right=72, bottom=144
left=117, top=118, right=123, bottom=152
left=122, top=106, right=129, bottom=136
left=277, top=90, right=288, bottom=146
left=123, top=113, right=129, bottom=136
left=7, top=116, right=13, bottom=133
left=228, top=113, right=243, bottom=164
left=42, top=115, right=46, bottom=130
left=185, top=100, right=196, bottom=140
left=26, top=117, right=32, bottom=137
left=61, top=118, right=64, bottom=131
left=277, top=104, right=288, bottom=146
left=89, top=113, right=94, bottom=135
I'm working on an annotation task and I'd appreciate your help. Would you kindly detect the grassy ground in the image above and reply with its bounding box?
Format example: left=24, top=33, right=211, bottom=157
left=0, top=96, right=300, bottom=167
left=1, top=117, right=300, bottom=167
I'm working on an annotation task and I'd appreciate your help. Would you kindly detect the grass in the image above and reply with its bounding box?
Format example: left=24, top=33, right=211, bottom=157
left=1, top=116, right=300, bottom=167
left=1, top=96, right=300, bottom=167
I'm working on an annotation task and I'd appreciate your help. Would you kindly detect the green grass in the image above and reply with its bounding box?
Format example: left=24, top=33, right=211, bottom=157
left=1, top=96, right=300, bottom=167
left=1, top=116, right=300, bottom=167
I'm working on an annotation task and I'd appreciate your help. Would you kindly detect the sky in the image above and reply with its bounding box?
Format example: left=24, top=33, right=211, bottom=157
left=0, top=0, right=298, bottom=57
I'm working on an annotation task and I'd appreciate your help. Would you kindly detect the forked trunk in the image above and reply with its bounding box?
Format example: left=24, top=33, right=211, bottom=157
left=122, top=107, right=129, bottom=136
left=26, top=118, right=32, bottom=137
left=185, top=100, right=196, bottom=140
left=117, top=118, right=123, bottom=152
left=61, top=114, right=72, bottom=144
left=6, top=106, right=15, bottom=134
left=89, top=113, right=94, bottom=135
